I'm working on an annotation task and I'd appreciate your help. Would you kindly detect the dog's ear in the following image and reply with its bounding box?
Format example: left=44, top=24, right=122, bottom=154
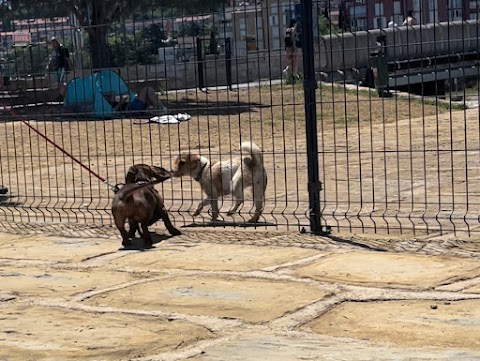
left=192, top=156, right=201, bottom=170
left=125, top=165, right=139, bottom=183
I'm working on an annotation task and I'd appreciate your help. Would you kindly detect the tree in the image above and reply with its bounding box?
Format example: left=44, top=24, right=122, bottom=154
left=318, top=16, right=339, bottom=36
left=11, top=0, right=226, bottom=69
left=142, top=23, right=167, bottom=52
left=177, top=22, right=202, bottom=37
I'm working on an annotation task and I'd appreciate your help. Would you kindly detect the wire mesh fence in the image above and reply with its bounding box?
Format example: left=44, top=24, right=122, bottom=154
left=0, top=0, right=479, bottom=236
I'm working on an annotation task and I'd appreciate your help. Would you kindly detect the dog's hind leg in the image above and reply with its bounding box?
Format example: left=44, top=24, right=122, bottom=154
left=159, top=207, right=182, bottom=236
left=139, top=222, right=153, bottom=248
left=247, top=181, right=265, bottom=224
left=115, top=215, right=130, bottom=247
left=127, top=219, right=139, bottom=239
left=227, top=167, right=246, bottom=216
left=193, top=198, right=210, bottom=216
left=227, top=181, right=244, bottom=216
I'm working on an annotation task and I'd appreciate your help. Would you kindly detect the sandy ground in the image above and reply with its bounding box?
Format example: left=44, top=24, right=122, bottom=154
left=2, top=83, right=475, bottom=236
left=0, top=227, right=480, bottom=361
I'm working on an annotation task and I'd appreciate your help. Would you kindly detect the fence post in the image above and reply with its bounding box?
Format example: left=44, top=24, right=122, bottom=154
left=225, top=38, right=233, bottom=91
left=301, top=0, right=325, bottom=234
left=196, top=37, right=205, bottom=90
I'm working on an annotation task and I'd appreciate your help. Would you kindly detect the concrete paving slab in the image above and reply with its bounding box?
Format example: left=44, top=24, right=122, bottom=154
left=292, top=251, right=480, bottom=288
left=0, top=304, right=213, bottom=361
left=305, top=300, right=480, bottom=351
left=84, top=275, right=330, bottom=323
left=466, top=283, right=480, bottom=293
left=1, top=228, right=479, bottom=361
left=189, top=333, right=480, bottom=361
left=0, top=233, right=117, bottom=262
left=0, top=266, right=135, bottom=299
left=111, top=242, right=322, bottom=272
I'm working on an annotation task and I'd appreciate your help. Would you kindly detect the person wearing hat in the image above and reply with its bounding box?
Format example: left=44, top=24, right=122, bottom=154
left=46, top=36, right=72, bottom=100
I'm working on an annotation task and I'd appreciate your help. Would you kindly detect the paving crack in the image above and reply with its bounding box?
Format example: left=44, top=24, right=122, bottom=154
left=261, top=253, right=335, bottom=272
left=269, top=286, right=480, bottom=331
left=80, top=251, right=130, bottom=266
left=130, top=333, right=239, bottom=361
left=30, top=298, right=244, bottom=333
left=435, top=275, right=480, bottom=292
left=70, top=277, right=167, bottom=302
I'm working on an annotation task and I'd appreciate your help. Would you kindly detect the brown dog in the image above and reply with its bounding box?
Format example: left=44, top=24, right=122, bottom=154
left=112, top=164, right=181, bottom=248
left=172, top=142, right=267, bottom=223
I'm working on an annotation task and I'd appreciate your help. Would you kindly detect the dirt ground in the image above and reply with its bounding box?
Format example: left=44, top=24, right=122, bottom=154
left=2, top=82, right=474, bottom=236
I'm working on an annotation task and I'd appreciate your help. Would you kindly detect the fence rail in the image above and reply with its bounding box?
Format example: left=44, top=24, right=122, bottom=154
left=0, top=1, right=479, bottom=236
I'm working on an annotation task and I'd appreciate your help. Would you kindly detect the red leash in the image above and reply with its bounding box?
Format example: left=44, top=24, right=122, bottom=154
left=2, top=104, right=118, bottom=191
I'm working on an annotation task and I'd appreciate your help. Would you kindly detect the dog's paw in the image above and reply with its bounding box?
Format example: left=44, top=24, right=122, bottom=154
left=170, top=229, right=182, bottom=236
left=226, top=210, right=237, bottom=216
left=122, top=239, right=132, bottom=247
left=192, top=210, right=201, bottom=217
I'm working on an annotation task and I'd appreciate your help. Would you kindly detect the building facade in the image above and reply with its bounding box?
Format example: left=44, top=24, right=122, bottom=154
left=225, top=0, right=312, bottom=56
left=341, top=0, right=480, bottom=31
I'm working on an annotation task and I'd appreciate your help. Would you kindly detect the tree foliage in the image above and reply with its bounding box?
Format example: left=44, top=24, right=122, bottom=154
left=9, top=0, right=226, bottom=68
left=318, top=16, right=339, bottom=36
left=108, top=24, right=173, bottom=67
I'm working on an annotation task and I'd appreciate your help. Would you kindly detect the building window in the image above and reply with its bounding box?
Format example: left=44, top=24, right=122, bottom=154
left=429, top=0, right=439, bottom=22
left=375, top=3, right=384, bottom=16
left=448, top=0, right=463, bottom=20
left=349, top=5, right=367, bottom=18
left=256, top=16, right=263, bottom=29
left=393, top=1, right=401, bottom=15
left=353, top=18, right=367, bottom=30
left=373, top=16, right=387, bottom=28
left=469, top=1, right=479, bottom=9
left=283, top=2, right=295, bottom=26
left=412, top=0, right=420, bottom=12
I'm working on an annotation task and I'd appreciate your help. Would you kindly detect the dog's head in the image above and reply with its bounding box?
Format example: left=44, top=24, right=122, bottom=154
left=171, top=154, right=201, bottom=177
left=125, top=164, right=172, bottom=184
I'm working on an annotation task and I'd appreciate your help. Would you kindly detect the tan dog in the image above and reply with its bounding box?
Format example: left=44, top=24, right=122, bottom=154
left=112, top=164, right=181, bottom=249
left=172, top=142, right=267, bottom=223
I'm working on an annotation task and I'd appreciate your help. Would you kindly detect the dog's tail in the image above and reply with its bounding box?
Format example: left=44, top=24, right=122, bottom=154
left=241, top=141, right=263, bottom=169
left=114, top=179, right=166, bottom=201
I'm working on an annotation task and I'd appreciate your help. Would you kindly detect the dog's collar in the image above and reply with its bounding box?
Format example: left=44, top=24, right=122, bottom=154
left=194, top=162, right=208, bottom=182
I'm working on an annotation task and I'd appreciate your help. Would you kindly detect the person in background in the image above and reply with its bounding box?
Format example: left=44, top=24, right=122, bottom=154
left=402, top=10, right=418, bottom=26
left=105, top=86, right=165, bottom=113
left=283, top=19, right=298, bottom=78
left=388, top=17, right=397, bottom=28
left=126, top=86, right=161, bottom=112
left=46, top=36, right=72, bottom=101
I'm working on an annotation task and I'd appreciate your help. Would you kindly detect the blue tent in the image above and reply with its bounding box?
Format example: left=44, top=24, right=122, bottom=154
left=63, top=70, right=136, bottom=119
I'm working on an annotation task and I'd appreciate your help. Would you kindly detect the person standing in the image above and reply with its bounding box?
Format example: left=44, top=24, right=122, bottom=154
left=283, top=19, right=298, bottom=79
left=402, top=10, right=418, bottom=26
left=46, top=37, right=72, bottom=100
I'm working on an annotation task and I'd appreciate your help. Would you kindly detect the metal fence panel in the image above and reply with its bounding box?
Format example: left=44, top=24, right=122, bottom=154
left=0, top=1, right=478, bottom=237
